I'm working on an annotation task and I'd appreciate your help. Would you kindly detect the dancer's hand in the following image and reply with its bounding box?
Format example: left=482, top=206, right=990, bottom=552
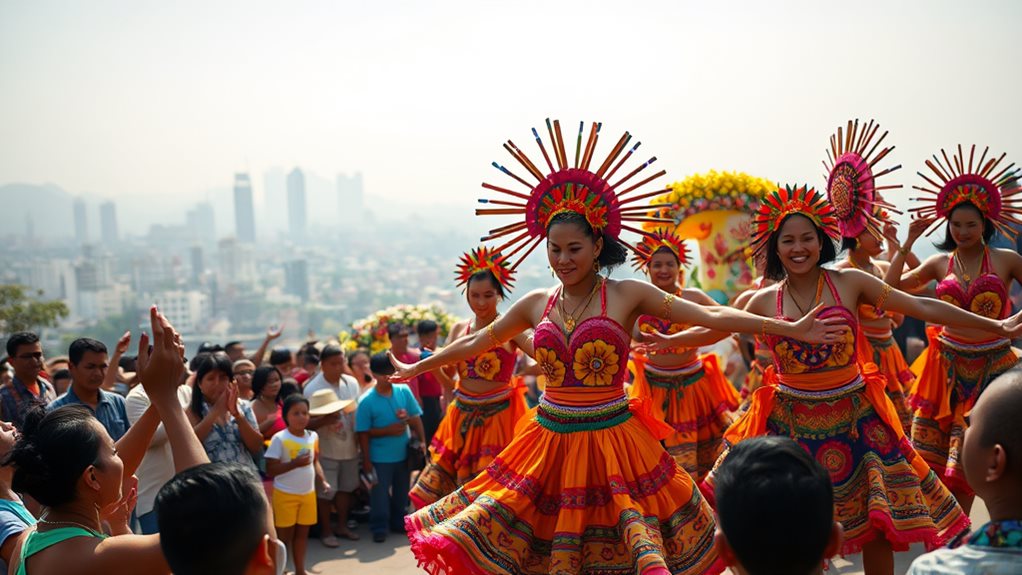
left=388, top=351, right=421, bottom=382
left=905, top=216, right=934, bottom=248
left=1001, top=310, right=1022, bottom=339
left=634, top=330, right=671, bottom=354
left=793, top=304, right=850, bottom=344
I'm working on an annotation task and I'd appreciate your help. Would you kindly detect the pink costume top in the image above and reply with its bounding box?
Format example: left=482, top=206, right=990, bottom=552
left=456, top=323, right=516, bottom=385
left=637, top=313, right=691, bottom=357
left=935, top=249, right=1010, bottom=320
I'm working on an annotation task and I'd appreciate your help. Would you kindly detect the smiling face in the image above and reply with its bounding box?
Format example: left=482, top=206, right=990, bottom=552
left=466, top=273, right=501, bottom=319
left=547, top=221, right=602, bottom=288
left=647, top=248, right=681, bottom=292
left=948, top=203, right=986, bottom=249
left=776, top=215, right=822, bottom=276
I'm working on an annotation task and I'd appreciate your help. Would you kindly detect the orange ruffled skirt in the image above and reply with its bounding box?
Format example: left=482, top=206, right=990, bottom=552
left=908, top=327, right=1022, bottom=495
left=709, top=363, right=969, bottom=556
left=629, top=354, right=739, bottom=483
left=405, top=386, right=724, bottom=575
left=856, top=329, right=914, bottom=434
left=410, top=384, right=527, bottom=509
left=738, top=347, right=772, bottom=413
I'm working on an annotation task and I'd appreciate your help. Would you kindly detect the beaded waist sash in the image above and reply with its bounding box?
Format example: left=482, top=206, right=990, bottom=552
left=777, top=375, right=865, bottom=400
left=937, top=333, right=1011, bottom=356
left=536, top=393, right=631, bottom=433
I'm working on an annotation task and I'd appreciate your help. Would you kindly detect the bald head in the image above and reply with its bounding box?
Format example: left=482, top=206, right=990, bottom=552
left=975, top=367, right=1022, bottom=474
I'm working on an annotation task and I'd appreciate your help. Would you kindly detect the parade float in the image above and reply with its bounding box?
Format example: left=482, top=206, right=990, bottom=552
left=340, top=303, right=459, bottom=354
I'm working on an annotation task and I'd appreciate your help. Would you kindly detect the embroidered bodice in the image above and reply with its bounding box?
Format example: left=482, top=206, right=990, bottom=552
left=455, top=322, right=516, bottom=384
left=935, top=249, right=1009, bottom=320
left=767, top=271, right=859, bottom=375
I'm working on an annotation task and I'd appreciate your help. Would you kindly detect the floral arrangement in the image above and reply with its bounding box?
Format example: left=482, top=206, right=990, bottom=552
left=340, top=304, right=460, bottom=354
left=645, top=170, right=775, bottom=225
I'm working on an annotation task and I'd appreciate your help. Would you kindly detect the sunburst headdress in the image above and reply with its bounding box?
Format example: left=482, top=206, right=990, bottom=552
left=632, top=228, right=691, bottom=271
left=749, top=185, right=840, bottom=257
left=823, top=119, right=903, bottom=239
left=455, top=246, right=515, bottom=293
left=909, top=145, right=1022, bottom=240
left=476, top=119, right=674, bottom=271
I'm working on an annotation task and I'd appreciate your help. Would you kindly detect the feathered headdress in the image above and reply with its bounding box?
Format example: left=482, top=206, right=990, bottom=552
left=823, top=119, right=903, bottom=239
left=632, top=228, right=691, bottom=271
left=455, top=246, right=515, bottom=293
left=749, top=185, right=840, bottom=257
left=476, top=119, right=674, bottom=271
left=909, top=145, right=1022, bottom=240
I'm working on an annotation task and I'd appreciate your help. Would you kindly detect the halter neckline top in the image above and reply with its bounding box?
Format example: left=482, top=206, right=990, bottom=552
left=533, top=279, right=631, bottom=389
left=935, top=248, right=1009, bottom=320
left=767, top=271, right=859, bottom=375
left=456, top=321, right=516, bottom=384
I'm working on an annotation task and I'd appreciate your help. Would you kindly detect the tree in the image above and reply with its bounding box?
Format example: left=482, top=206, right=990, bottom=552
left=0, top=284, right=69, bottom=340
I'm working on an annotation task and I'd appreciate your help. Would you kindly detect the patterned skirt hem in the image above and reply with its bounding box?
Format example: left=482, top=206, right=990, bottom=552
left=839, top=507, right=971, bottom=556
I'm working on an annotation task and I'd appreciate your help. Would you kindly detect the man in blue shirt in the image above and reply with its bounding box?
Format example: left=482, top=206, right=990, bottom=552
left=49, top=337, right=130, bottom=441
left=356, top=352, right=425, bottom=543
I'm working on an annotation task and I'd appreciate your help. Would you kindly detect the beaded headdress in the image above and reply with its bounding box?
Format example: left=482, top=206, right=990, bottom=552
left=632, top=228, right=691, bottom=271
left=909, top=145, right=1022, bottom=239
left=749, top=185, right=840, bottom=257
left=823, top=119, right=902, bottom=239
left=477, top=119, right=674, bottom=271
left=455, top=246, right=515, bottom=293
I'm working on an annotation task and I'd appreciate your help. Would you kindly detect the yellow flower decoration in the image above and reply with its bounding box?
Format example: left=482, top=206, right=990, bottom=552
left=535, top=347, right=565, bottom=387
left=644, top=170, right=775, bottom=228
left=970, top=291, right=1003, bottom=319
left=473, top=351, right=502, bottom=381
left=573, top=340, right=620, bottom=387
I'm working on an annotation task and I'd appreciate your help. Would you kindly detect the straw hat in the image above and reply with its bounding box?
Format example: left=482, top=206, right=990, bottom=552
left=308, top=389, right=355, bottom=415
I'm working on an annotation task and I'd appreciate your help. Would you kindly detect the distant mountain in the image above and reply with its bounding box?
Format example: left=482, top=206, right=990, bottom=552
left=0, top=183, right=75, bottom=239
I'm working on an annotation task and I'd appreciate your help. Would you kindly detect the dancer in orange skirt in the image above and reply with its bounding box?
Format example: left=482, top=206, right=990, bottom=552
left=825, top=118, right=916, bottom=433
left=392, top=119, right=847, bottom=575
left=648, top=181, right=1022, bottom=575
left=628, top=228, right=739, bottom=482
left=409, top=247, right=532, bottom=509
left=733, top=272, right=773, bottom=409
left=886, top=144, right=1022, bottom=513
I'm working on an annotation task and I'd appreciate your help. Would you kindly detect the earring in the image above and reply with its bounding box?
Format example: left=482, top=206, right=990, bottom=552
left=549, top=266, right=555, bottom=278
left=593, top=259, right=600, bottom=273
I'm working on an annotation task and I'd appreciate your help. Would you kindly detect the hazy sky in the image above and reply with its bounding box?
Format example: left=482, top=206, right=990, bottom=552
left=2, top=0, right=1020, bottom=224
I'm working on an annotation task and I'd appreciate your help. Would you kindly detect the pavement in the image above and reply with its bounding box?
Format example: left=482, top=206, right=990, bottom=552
left=303, top=499, right=990, bottom=574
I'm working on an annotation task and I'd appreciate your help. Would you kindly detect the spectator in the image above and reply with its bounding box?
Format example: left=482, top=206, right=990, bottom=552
left=224, top=325, right=284, bottom=368
left=1, top=332, right=56, bottom=429
left=49, top=338, right=131, bottom=441
left=415, top=320, right=444, bottom=446
left=44, top=356, right=69, bottom=377
left=348, top=350, right=375, bottom=398
left=251, top=366, right=285, bottom=441
left=50, top=369, right=72, bottom=397
left=269, top=349, right=294, bottom=379
left=294, top=349, right=319, bottom=388
left=0, top=421, right=34, bottom=573
left=265, top=394, right=330, bottom=575
left=304, top=345, right=361, bottom=546
left=908, top=368, right=1022, bottom=575
left=187, top=353, right=262, bottom=473
left=125, top=369, right=193, bottom=535
left=4, top=306, right=210, bottom=574
left=356, top=352, right=425, bottom=543
left=233, top=359, right=256, bottom=400
left=156, top=462, right=284, bottom=575
left=714, top=436, right=842, bottom=575
left=387, top=324, right=421, bottom=401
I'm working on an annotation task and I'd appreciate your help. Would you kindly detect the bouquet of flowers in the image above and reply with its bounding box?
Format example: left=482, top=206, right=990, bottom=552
left=647, top=170, right=775, bottom=224
left=341, top=304, right=460, bottom=354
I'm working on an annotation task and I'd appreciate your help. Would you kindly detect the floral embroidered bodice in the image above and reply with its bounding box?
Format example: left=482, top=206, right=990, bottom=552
left=767, top=271, right=859, bottom=375
left=936, top=249, right=1009, bottom=320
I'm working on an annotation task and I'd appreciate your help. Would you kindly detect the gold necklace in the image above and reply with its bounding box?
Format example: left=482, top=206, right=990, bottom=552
left=955, top=248, right=984, bottom=284
left=559, top=278, right=600, bottom=333
left=786, top=272, right=824, bottom=316
left=38, top=516, right=103, bottom=536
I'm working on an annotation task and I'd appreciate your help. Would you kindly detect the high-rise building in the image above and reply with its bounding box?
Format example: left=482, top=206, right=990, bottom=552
left=336, top=172, right=364, bottom=226
left=190, top=245, right=205, bottom=283
left=287, top=168, right=307, bottom=243
left=233, top=173, right=256, bottom=243
left=73, top=197, right=88, bottom=244
left=217, top=237, right=256, bottom=287
left=99, top=201, right=119, bottom=245
left=284, top=259, right=310, bottom=302
left=186, top=202, right=216, bottom=245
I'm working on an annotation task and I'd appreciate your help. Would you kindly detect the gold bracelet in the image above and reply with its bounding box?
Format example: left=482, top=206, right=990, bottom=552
left=897, top=246, right=910, bottom=257
left=486, top=322, right=501, bottom=349
left=875, top=283, right=892, bottom=313
left=761, top=318, right=769, bottom=337
left=662, top=293, right=675, bottom=323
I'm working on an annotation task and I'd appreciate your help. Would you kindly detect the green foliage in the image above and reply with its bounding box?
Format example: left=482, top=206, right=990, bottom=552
left=0, top=285, right=69, bottom=338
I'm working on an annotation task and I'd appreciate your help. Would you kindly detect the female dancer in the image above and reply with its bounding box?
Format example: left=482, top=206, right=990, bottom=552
left=628, top=229, right=739, bottom=482
left=409, top=247, right=533, bottom=508
left=885, top=144, right=1022, bottom=513
left=651, top=185, right=1022, bottom=575
left=393, top=120, right=847, bottom=575
left=824, top=119, right=916, bottom=432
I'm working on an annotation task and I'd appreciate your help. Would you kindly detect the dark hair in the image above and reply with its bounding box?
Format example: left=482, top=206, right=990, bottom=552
left=546, top=211, right=627, bottom=271
left=934, top=202, right=996, bottom=252
left=118, top=354, right=136, bottom=371
left=370, top=352, right=395, bottom=377
left=250, top=365, right=283, bottom=402
left=347, top=348, right=370, bottom=365
left=189, top=353, right=234, bottom=418
left=5, top=405, right=103, bottom=507
left=279, top=379, right=300, bottom=399
left=52, top=368, right=71, bottom=381
left=268, top=348, right=291, bottom=367
left=466, top=270, right=506, bottom=299
left=840, top=236, right=857, bottom=252
left=386, top=323, right=409, bottom=339
left=6, top=332, right=39, bottom=357
left=977, top=368, right=1022, bottom=473
left=764, top=213, right=838, bottom=281
left=416, top=320, right=439, bottom=337
left=224, top=341, right=243, bottom=351
left=156, top=462, right=268, bottom=575
left=303, top=350, right=320, bottom=367
left=68, top=337, right=107, bottom=366
left=320, top=344, right=344, bottom=363
left=715, top=436, right=834, bottom=575
left=282, top=394, right=309, bottom=426
left=197, top=342, right=224, bottom=354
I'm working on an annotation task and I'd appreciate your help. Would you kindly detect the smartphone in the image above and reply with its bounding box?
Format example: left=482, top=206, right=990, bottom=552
left=296, top=448, right=310, bottom=459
